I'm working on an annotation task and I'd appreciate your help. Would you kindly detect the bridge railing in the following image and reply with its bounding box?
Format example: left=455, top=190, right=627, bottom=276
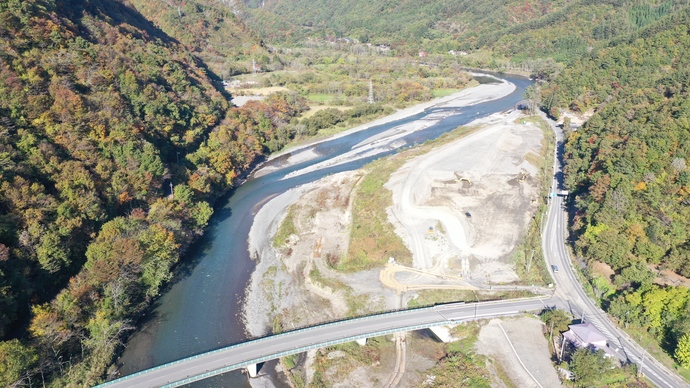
left=160, top=319, right=462, bottom=388
left=97, top=298, right=551, bottom=388
left=96, top=305, right=442, bottom=387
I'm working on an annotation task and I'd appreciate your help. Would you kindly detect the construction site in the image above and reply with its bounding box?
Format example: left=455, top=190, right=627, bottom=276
left=242, top=104, right=552, bottom=386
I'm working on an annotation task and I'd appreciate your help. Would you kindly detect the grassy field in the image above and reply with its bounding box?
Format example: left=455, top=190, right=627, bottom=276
left=300, top=105, right=352, bottom=119
left=342, top=156, right=414, bottom=271
left=307, top=93, right=334, bottom=103
left=272, top=206, right=298, bottom=247
left=408, top=289, right=536, bottom=308
left=432, top=88, right=462, bottom=97
left=231, top=86, right=290, bottom=95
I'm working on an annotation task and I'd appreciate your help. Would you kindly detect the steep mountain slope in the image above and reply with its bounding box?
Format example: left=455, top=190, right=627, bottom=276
left=240, top=0, right=688, bottom=64
left=0, top=0, right=305, bottom=385
left=126, top=0, right=270, bottom=78
left=0, top=0, right=226, bottom=337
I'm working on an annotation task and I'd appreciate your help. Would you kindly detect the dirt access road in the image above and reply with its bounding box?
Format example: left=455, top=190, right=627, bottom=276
left=243, top=79, right=549, bottom=387
left=386, top=109, right=543, bottom=285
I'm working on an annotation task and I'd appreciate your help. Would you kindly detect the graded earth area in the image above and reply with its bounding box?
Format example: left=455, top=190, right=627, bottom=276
left=244, top=108, right=546, bottom=337
left=386, top=109, right=544, bottom=285
left=243, top=105, right=548, bottom=386
left=476, top=317, right=563, bottom=387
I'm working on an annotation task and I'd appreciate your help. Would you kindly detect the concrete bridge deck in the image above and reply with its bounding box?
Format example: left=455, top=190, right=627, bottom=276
left=97, top=297, right=553, bottom=388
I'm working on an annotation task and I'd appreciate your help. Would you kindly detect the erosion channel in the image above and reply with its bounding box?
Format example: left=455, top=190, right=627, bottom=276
left=117, top=74, right=532, bottom=387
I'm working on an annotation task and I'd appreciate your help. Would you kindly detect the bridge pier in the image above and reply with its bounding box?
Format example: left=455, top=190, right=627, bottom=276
left=356, top=338, right=367, bottom=346
left=428, top=325, right=456, bottom=343
left=246, top=363, right=258, bottom=378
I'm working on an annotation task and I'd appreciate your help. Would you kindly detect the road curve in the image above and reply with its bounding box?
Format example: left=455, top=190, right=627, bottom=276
left=97, top=298, right=551, bottom=388
left=98, top=110, right=689, bottom=388
left=539, top=111, right=688, bottom=388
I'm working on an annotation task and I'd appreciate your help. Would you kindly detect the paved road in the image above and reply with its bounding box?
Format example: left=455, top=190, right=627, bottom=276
left=98, top=113, right=690, bottom=388
left=539, top=112, right=688, bottom=388
left=97, top=298, right=553, bottom=388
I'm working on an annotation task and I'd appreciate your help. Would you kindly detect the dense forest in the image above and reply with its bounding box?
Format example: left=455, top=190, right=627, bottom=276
left=4, top=0, right=690, bottom=385
left=0, top=0, right=307, bottom=385
left=240, top=0, right=689, bottom=67
left=126, top=0, right=274, bottom=79
left=541, top=4, right=690, bottom=365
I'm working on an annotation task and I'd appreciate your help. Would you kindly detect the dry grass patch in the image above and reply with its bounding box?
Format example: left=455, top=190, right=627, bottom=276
left=343, top=156, right=413, bottom=271
left=301, top=105, right=353, bottom=119
left=513, top=115, right=554, bottom=286
left=232, top=86, right=289, bottom=95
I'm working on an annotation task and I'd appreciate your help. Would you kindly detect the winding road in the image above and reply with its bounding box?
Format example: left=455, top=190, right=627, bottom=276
left=99, top=82, right=689, bottom=388
left=539, top=111, right=688, bottom=388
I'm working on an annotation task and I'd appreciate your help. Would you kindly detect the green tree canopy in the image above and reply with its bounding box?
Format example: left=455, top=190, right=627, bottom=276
left=569, top=348, right=615, bottom=387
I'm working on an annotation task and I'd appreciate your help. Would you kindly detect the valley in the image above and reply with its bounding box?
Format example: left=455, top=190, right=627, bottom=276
left=2, top=1, right=690, bottom=387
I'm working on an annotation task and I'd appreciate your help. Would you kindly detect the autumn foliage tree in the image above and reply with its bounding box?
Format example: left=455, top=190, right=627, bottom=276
left=0, top=0, right=307, bottom=385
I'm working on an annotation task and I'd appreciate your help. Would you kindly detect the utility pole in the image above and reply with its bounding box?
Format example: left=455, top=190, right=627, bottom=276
left=472, top=291, right=479, bottom=320
left=639, top=348, right=647, bottom=377
left=252, top=58, right=256, bottom=75
left=368, top=79, right=374, bottom=104
left=526, top=249, right=535, bottom=272
left=560, top=334, right=566, bottom=361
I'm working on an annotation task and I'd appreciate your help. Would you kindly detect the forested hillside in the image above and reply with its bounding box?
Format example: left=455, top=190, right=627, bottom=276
left=4, top=0, right=690, bottom=384
left=0, top=0, right=305, bottom=385
left=240, top=0, right=688, bottom=66
left=541, top=5, right=690, bottom=365
left=126, top=0, right=273, bottom=78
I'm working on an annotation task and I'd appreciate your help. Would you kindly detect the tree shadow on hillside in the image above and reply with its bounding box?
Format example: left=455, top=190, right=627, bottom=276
left=57, top=0, right=179, bottom=44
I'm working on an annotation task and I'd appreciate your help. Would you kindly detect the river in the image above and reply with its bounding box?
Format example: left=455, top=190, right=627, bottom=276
left=117, top=74, right=532, bottom=387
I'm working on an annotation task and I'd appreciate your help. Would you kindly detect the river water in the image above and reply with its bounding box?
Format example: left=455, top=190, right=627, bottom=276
left=117, top=75, right=531, bottom=386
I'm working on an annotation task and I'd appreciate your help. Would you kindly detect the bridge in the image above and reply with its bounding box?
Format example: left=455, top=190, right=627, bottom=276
left=96, top=111, right=690, bottom=388
left=96, top=297, right=556, bottom=388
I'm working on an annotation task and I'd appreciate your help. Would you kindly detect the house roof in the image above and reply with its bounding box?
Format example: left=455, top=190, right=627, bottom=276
left=563, top=322, right=618, bottom=357
left=568, top=322, right=607, bottom=345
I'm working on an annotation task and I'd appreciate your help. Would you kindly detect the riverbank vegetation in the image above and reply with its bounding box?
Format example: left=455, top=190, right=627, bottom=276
left=225, top=46, right=476, bottom=150
left=5, top=0, right=690, bottom=385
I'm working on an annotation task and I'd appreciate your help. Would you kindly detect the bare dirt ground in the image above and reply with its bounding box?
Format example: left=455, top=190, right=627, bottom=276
left=243, top=79, right=553, bottom=386
left=243, top=171, right=399, bottom=337
left=476, top=317, right=563, bottom=388
left=386, top=110, right=544, bottom=284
